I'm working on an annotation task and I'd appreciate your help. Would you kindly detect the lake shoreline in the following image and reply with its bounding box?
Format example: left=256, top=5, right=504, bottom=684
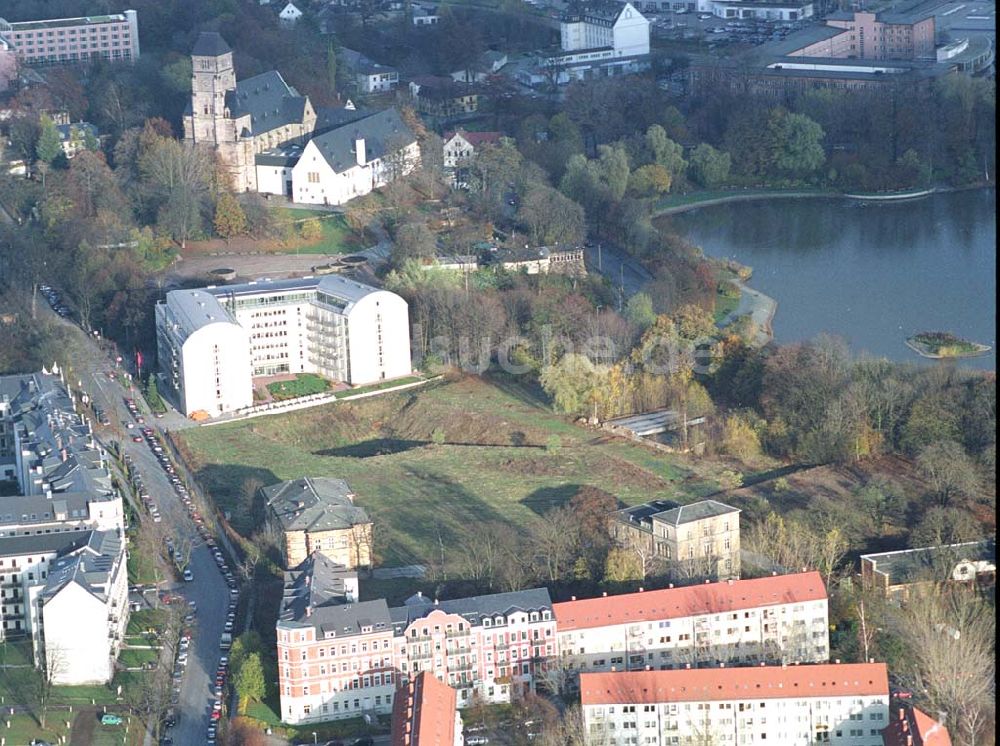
left=653, top=183, right=993, bottom=217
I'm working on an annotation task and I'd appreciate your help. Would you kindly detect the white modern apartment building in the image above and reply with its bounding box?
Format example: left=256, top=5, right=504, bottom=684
left=28, top=530, right=129, bottom=684
left=276, top=587, right=555, bottom=724
left=156, top=275, right=412, bottom=416
left=545, top=1, right=651, bottom=82
left=553, top=573, right=830, bottom=679
left=0, top=10, right=139, bottom=66
left=580, top=662, right=890, bottom=746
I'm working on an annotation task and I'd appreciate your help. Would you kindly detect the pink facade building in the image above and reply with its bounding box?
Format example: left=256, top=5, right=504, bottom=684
left=791, top=9, right=935, bottom=60
left=276, top=588, right=556, bottom=725
left=0, top=10, right=139, bottom=67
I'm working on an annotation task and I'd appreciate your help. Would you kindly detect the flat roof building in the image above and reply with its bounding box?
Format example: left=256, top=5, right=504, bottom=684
left=0, top=10, right=139, bottom=66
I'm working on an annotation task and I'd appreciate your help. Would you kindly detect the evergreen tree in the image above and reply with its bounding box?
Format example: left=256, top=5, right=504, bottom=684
left=36, top=115, right=63, bottom=165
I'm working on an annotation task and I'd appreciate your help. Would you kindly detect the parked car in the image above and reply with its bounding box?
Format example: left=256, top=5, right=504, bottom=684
left=100, top=713, right=124, bottom=726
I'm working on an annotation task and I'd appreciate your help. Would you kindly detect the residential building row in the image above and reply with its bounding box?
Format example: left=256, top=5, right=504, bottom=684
left=275, top=570, right=830, bottom=725
left=154, top=274, right=412, bottom=417
left=580, top=662, right=891, bottom=745
left=0, top=369, right=127, bottom=685
left=183, top=32, right=419, bottom=200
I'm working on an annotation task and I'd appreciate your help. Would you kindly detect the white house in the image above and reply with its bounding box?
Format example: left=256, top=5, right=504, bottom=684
left=279, top=1, right=304, bottom=25
left=339, top=48, right=400, bottom=94
left=553, top=572, right=830, bottom=679
left=412, top=4, right=440, bottom=24
left=31, top=531, right=128, bottom=685
left=156, top=276, right=412, bottom=418
left=286, top=108, right=419, bottom=206
left=580, top=663, right=890, bottom=745
left=442, top=130, right=502, bottom=169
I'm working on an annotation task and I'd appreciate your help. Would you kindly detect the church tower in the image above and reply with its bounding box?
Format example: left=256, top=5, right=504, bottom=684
left=185, top=32, right=237, bottom=145
left=183, top=31, right=256, bottom=192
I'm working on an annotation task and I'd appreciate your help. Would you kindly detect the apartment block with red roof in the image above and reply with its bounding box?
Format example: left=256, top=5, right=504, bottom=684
left=391, top=671, right=463, bottom=746
left=580, top=662, right=890, bottom=745
left=882, top=703, right=952, bottom=746
left=554, top=572, right=830, bottom=681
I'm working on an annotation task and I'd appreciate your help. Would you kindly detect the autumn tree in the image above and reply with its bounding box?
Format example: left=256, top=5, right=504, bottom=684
left=540, top=353, right=608, bottom=419
left=855, top=478, right=904, bottom=533
left=688, top=143, right=731, bottom=188
left=234, top=652, right=266, bottom=706
left=214, top=192, right=248, bottom=239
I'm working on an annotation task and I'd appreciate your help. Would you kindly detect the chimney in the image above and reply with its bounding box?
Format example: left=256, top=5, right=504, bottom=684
left=704, top=579, right=710, bottom=584
left=305, top=606, right=312, bottom=618
left=355, top=137, right=366, bottom=166
left=907, top=736, right=913, bottom=746
left=898, top=708, right=905, bottom=721
left=727, top=578, right=733, bottom=585
left=611, top=665, right=616, bottom=672
left=835, top=659, right=840, bottom=664
left=602, top=592, right=607, bottom=597
left=570, top=596, right=576, bottom=601
left=416, top=591, right=422, bottom=598
left=639, top=587, right=644, bottom=592
left=433, top=598, right=439, bottom=605
left=668, top=584, right=674, bottom=589
left=719, top=662, right=725, bottom=668
left=772, top=571, right=777, bottom=576
left=684, top=663, right=691, bottom=669
left=60, top=448, right=67, bottom=462
left=645, top=665, right=651, bottom=671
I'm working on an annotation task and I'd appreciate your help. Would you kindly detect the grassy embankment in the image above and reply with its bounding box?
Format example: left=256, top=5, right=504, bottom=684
left=178, top=376, right=729, bottom=567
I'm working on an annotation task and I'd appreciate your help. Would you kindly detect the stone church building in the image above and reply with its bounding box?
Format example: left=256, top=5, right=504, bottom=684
left=183, top=32, right=317, bottom=192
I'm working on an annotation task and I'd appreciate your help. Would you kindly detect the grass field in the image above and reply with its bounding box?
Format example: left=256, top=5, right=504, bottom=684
left=178, top=375, right=725, bottom=566
left=267, top=373, right=331, bottom=400
left=278, top=209, right=355, bottom=255
left=3, top=714, right=71, bottom=744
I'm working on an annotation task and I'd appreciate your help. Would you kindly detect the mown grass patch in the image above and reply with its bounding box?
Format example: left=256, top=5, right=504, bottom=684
left=266, top=373, right=331, bottom=400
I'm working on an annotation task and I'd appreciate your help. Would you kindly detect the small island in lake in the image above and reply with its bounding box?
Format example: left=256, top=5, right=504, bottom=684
left=905, top=331, right=992, bottom=359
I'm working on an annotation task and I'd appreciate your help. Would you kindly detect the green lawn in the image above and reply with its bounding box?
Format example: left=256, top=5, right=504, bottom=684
left=178, top=376, right=721, bottom=567
left=0, top=640, right=34, bottom=667
left=127, top=544, right=161, bottom=585
left=1, top=713, right=71, bottom=745
left=119, top=647, right=159, bottom=668
left=267, top=373, right=331, bottom=400
left=278, top=210, right=355, bottom=255
left=126, top=608, right=168, bottom=636
left=714, top=282, right=742, bottom=324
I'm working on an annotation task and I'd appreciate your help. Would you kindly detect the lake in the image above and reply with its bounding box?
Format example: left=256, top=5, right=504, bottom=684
left=664, top=189, right=997, bottom=370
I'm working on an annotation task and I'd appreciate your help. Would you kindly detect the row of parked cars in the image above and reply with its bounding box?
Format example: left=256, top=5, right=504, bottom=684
left=39, top=284, right=71, bottom=318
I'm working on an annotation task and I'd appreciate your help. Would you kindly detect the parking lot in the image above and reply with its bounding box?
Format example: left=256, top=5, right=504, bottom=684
left=649, top=8, right=807, bottom=44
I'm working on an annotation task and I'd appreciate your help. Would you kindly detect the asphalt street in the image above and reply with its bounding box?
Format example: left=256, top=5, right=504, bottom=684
left=52, top=310, right=233, bottom=746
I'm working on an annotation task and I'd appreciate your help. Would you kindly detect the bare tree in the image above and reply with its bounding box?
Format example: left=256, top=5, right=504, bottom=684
left=37, top=641, right=69, bottom=728
left=529, top=507, right=580, bottom=583
left=889, top=585, right=995, bottom=746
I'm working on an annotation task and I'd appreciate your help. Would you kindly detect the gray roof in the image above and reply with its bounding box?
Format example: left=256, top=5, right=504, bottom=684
left=389, top=588, right=553, bottom=633
left=55, top=122, right=98, bottom=142
left=0, top=372, right=113, bottom=499
left=280, top=597, right=393, bottom=637
left=227, top=70, right=309, bottom=137
left=40, top=530, right=124, bottom=602
left=862, top=539, right=996, bottom=585
left=314, top=104, right=374, bottom=135
left=160, top=288, right=236, bottom=339
left=616, top=499, right=739, bottom=531
left=192, top=31, right=231, bottom=57
left=264, top=477, right=370, bottom=532
left=339, top=48, right=399, bottom=77
left=0, top=529, right=94, bottom=558
left=255, top=142, right=303, bottom=168
left=309, top=107, right=416, bottom=174
left=0, top=490, right=113, bottom=528
left=280, top=552, right=358, bottom=621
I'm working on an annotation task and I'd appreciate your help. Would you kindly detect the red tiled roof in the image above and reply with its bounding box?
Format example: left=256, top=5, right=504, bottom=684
left=883, top=704, right=953, bottom=746
left=391, top=672, right=457, bottom=746
left=554, top=572, right=828, bottom=631
left=443, top=130, right=502, bottom=147
left=580, top=663, right=889, bottom=706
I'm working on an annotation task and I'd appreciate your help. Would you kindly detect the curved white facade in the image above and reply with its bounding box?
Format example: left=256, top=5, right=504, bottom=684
left=156, top=277, right=411, bottom=417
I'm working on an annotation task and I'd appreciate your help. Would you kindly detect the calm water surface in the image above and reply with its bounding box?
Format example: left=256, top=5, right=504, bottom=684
left=666, top=189, right=996, bottom=370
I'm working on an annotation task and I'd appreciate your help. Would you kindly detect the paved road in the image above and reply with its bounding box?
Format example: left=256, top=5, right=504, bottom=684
left=584, top=242, right=653, bottom=306
left=45, top=307, right=233, bottom=746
